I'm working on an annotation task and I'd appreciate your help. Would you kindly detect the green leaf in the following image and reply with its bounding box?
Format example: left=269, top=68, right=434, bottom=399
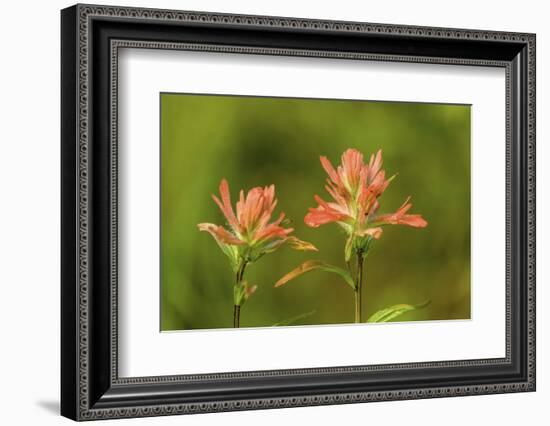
left=272, top=310, right=317, bottom=327
left=233, top=284, right=245, bottom=306
left=255, top=239, right=285, bottom=256
left=344, top=236, right=353, bottom=263
left=234, top=281, right=257, bottom=306
left=274, top=260, right=355, bottom=290
left=367, top=300, right=430, bottom=323
left=217, top=242, right=240, bottom=273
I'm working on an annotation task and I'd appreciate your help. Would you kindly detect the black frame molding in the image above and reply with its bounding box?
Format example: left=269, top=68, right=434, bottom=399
left=61, top=4, right=536, bottom=421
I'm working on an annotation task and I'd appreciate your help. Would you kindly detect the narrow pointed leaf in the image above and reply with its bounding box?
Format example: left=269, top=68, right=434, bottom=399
left=233, top=284, right=244, bottom=307
left=272, top=310, right=317, bottom=327
left=287, top=236, right=318, bottom=252
left=274, top=260, right=355, bottom=290
left=344, top=235, right=353, bottom=263
left=215, top=241, right=240, bottom=273
left=367, top=300, right=430, bottom=323
left=243, top=281, right=257, bottom=301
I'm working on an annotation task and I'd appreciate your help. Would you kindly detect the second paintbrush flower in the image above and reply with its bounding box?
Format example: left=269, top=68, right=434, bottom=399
left=198, top=179, right=316, bottom=327
left=305, top=148, right=427, bottom=242
left=277, top=148, right=428, bottom=324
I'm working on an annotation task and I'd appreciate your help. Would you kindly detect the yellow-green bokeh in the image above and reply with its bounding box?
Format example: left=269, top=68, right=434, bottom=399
left=161, top=93, right=470, bottom=330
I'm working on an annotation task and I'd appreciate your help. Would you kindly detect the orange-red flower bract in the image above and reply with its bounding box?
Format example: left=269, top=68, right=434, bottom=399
left=199, top=178, right=292, bottom=245
left=198, top=179, right=316, bottom=266
left=305, top=148, right=427, bottom=241
left=375, top=196, right=428, bottom=228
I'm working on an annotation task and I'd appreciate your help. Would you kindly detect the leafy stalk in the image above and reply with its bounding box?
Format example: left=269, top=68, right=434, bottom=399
left=275, top=260, right=355, bottom=289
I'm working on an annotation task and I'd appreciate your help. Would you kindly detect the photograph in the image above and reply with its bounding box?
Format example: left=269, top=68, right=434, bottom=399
left=160, top=93, right=471, bottom=330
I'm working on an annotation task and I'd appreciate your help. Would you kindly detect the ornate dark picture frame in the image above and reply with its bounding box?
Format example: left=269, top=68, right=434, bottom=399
left=61, top=3, right=536, bottom=421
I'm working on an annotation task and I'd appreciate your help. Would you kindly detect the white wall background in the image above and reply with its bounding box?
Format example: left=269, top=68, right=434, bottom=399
left=0, top=0, right=546, bottom=424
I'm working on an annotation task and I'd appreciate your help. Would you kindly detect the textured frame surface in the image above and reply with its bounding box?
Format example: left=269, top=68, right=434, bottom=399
left=61, top=3, right=536, bottom=421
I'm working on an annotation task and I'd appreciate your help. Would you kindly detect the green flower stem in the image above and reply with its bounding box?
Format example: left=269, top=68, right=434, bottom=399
left=354, top=291, right=360, bottom=323
left=354, top=251, right=364, bottom=323
left=233, top=261, right=247, bottom=328
left=233, top=305, right=241, bottom=328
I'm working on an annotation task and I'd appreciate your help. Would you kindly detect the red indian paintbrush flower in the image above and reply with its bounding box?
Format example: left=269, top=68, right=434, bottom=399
left=198, top=179, right=289, bottom=245
left=305, top=148, right=427, bottom=246
left=199, top=179, right=315, bottom=260
left=276, top=148, right=429, bottom=325
left=198, top=179, right=316, bottom=327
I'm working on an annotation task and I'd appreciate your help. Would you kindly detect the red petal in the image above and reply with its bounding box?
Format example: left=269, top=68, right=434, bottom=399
left=397, top=214, right=428, bottom=228
left=216, top=179, right=240, bottom=232
left=367, top=149, right=383, bottom=182
left=304, top=208, right=347, bottom=227
left=320, top=156, right=342, bottom=187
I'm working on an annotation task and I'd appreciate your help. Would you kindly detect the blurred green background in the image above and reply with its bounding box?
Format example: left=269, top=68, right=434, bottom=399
left=160, top=93, right=471, bottom=330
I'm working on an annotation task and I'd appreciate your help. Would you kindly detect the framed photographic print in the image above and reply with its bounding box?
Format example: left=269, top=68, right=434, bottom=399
left=61, top=3, right=536, bottom=421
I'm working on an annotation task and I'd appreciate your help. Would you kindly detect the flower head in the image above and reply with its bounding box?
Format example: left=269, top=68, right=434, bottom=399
left=199, top=179, right=316, bottom=270
left=305, top=148, right=427, bottom=254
